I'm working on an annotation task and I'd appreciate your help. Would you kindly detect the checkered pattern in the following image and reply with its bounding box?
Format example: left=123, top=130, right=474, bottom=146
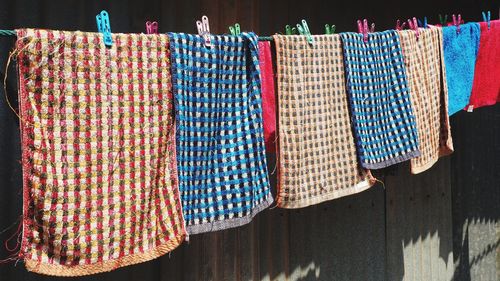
left=168, top=32, right=272, bottom=234
left=273, top=35, right=375, bottom=208
left=340, top=31, right=420, bottom=169
left=16, top=29, right=186, bottom=276
left=397, top=28, right=454, bottom=174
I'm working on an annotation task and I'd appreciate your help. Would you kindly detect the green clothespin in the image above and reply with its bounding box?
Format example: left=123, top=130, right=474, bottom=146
left=300, top=19, right=314, bottom=45
left=285, top=25, right=292, bottom=35
left=325, top=24, right=336, bottom=34
left=439, top=14, right=448, bottom=26
left=291, top=27, right=298, bottom=35
left=235, top=23, right=241, bottom=35
left=229, top=25, right=236, bottom=35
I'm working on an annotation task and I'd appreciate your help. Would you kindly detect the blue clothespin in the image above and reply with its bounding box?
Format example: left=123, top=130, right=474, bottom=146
left=96, top=10, right=113, bottom=47
left=482, top=11, right=491, bottom=30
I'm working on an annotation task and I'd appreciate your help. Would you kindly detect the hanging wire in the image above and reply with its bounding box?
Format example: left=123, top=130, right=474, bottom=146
left=0, top=29, right=275, bottom=40
left=0, top=30, right=15, bottom=36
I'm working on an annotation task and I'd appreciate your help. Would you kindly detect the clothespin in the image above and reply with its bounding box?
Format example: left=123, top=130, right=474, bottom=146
left=196, top=15, right=211, bottom=47
left=146, top=21, right=158, bottom=34
left=396, top=19, right=407, bottom=31
left=452, top=14, right=462, bottom=34
left=408, top=17, right=420, bottom=39
left=423, top=17, right=428, bottom=28
left=297, top=19, right=314, bottom=45
left=96, top=10, right=113, bottom=47
left=482, top=11, right=491, bottom=30
left=370, top=22, right=375, bottom=33
left=285, top=25, right=292, bottom=35
left=325, top=24, right=336, bottom=34
left=439, top=14, right=448, bottom=26
left=229, top=23, right=241, bottom=35
left=357, top=19, right=372, bottom=43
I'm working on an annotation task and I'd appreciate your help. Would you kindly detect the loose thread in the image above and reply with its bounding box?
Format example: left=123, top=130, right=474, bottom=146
left=4, top=219, right=22, bottom=253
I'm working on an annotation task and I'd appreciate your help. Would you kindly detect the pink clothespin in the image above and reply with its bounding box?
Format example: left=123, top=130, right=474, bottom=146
left=452, top=14, right=461, bottom=34
left=146, top=21, right=158, bottom=34
left=407, top=17, right=419, bottom=39
left=396, top=19, right=407, bottom=31
left=357, top=19, right=373, bottom=43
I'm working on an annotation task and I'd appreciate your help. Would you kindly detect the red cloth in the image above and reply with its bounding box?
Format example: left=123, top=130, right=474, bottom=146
left=467, top=20, right=500, bottom=109
left=258, top=41, right=276, bottom=153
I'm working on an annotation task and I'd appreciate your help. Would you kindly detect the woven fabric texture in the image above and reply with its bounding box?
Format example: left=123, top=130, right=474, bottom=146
left=168, top=32, right=272, bottom=234
left=442, top=23, right=481, bottom=115
left=340, top=30, right=420, bottom=169
left=16, top=29, right=186, bottom=276
left=398, top=28, right=454, bottom=174
left=468, top=20, right=500, bottom=109
left=258, top=41, right=277, bottom=153
left=273, top=35, right=375, bottom=208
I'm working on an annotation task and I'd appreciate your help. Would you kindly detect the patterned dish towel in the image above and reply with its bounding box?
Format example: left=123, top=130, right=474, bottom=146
left=442, top=23, right=481, bottom=115
left=16, top=29, right=186, bottom=276
left=468, top=20, right=500, bottom=110
left=340, top=30, right=420, bottom=169
left=397, top=28, right=454, bottom=174
left=168, top=33, right=273, bottom=234
left=258, top=41, right=277, bottom=153
left=273, top=34, right=375, bottom=208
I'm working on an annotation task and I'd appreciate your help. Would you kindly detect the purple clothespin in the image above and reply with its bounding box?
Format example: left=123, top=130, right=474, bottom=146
left=146, top=21, right=158, bottom=34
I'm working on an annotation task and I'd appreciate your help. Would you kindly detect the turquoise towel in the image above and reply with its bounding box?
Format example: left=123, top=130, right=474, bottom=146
left=442, top=23, right=481, bottom=115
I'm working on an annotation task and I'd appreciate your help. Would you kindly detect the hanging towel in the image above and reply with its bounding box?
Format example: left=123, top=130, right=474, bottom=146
left=340, top=30, right=420, bottom=169
left=258, top=41, right=277, bottom=153
left=273, top=34, right=375, bottom=208
left=16, top=29, right=186, bottom=276
left=468, top=20, right=500, bottom=109
left=397, top=28, right=454, bottom=174
left=442, top=23, right=481, bottom=115
left=168, top=33, right=272, bottom=234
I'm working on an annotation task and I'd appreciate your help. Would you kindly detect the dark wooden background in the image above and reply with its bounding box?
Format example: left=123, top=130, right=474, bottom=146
left=0, top=0, right=498, bottom=280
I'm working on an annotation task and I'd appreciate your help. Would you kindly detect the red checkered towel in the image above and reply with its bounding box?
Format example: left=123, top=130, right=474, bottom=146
left=16, top=29, right=186, bottom=276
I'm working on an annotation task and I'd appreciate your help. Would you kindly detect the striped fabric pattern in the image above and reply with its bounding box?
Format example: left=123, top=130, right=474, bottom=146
left=168, top=32, right=272, bottom=234
left=340, top=30, right=420, bottom=169
left=397, top=28, right=454, bottom=174
left=273, top=34, right=375, bottom=208
left=16, top=29, right=186, bottom=276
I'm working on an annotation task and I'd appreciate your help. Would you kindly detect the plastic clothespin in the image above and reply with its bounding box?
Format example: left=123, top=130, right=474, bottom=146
left=325, top=24, right=336, bottom=34
left=285, top=25, right=292, bottom=35
left=423, top=17, right=428, bottom=28
left=301, top=20, right=314, bottom=44
left=407, top=17, right=419, bottom=39
left=234, top=23, right=241, bottom=35
left=291, top=27, right=298, bottom=35
left=229, top=25, right=236, bottom=35
left=370, top=22, right=375, bottom=33
left=396, top=19, right=407, bottom=31
left=357, top=19, right=368, bottom=43
left=146, top=21, right=158, bottom=34
left=482, top=11, right=491, bottom=30
left=196, top=15, right=211, bottom=47
left=439, top=14, right=448, bottom=26
left=452, top=14, right=461, bottom=34
left=96, top=10, right=113, bottom=47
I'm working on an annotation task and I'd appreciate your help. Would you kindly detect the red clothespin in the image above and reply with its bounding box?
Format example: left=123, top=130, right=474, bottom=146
left=452, top=14, right=461, bottom=34
left=146, top=21, right=158, bottom=34
left=396, top=19, right=407, bottom=31
left=407, top=17, right=419, bottom=39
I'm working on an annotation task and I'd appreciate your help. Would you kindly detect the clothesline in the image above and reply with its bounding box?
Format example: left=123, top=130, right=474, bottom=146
left=0, top=29, right=276, bottom=40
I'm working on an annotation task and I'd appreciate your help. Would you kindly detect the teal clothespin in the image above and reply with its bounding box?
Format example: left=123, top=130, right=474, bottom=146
left=96, top=10, right=113, bottom=47
left=325, top=24, right=336, bottom=34
left=297, top=19, right=314, bottom=45
left=482, top=11, right=491, bottom=30
left=439, top=14, right=448, bottom=26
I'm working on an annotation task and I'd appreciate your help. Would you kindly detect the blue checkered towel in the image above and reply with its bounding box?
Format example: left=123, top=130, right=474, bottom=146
left=168, top=32, right=273, bottom=234
left=340, top=30, right=420, bottom=169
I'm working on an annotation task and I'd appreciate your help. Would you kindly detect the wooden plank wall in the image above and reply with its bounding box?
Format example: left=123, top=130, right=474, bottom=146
left=0, top=1, right=498, bottom=281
